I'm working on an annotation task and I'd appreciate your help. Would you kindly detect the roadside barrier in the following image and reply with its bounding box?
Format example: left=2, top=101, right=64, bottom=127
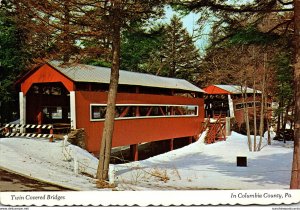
left=3, top=123, right=54, bottom=142
left=5, top=124, right=53, bottom=129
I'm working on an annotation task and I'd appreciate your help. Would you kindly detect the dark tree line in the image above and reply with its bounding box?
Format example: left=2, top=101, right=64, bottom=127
left=0, top=5, right=27, bottom=125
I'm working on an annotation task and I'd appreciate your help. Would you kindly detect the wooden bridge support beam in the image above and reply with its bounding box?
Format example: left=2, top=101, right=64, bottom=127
left=188, top=136, right=193, bottom=144
left=130, top=144, right=139, bottom=161
left=169, top=139, right=174, bottom=151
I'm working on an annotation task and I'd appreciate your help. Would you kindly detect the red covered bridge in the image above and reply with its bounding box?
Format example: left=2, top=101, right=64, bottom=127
left=203, top=85, right=272, bottom=126
left=17, top=61, right=205, bottom=158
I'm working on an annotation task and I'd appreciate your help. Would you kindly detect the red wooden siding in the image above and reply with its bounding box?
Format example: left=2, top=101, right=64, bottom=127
left=203, top=85, right=230, bottom=95
left=233, top=96, right=273, bottom=126
left=75, top=91, right=204, bottom=154
left=18, top=63, right=205, bottom=155
left=21, top=64, right=75, bottom=95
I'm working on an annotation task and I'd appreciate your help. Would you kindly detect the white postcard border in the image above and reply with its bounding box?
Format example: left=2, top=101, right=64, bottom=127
left=1, top=190, right=300, bottom=206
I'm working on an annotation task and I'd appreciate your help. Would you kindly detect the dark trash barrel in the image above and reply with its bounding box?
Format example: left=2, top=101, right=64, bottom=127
left=237, top=156, right=247, bottom=167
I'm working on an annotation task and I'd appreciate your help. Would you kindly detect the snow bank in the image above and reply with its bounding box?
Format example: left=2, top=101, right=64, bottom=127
left=0, top=137, right=99, bottom=191
left=115, top=132, right=293, bottom=190
left=0, top=131, right=294, bottom=191
left=62, top=137, right=98, bottom=178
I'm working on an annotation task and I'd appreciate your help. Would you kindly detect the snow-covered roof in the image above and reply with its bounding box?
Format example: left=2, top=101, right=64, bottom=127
left=214, top=85, right=262, bottom=94
left=48, top=61, right=204, bottom=93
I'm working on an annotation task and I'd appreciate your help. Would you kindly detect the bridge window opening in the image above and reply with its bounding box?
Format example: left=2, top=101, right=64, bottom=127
left=90, top=104, right=198, bottom=121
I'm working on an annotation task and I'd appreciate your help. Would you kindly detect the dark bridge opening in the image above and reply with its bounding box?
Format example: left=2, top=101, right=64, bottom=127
left=26, top=82, right=70, bottom=126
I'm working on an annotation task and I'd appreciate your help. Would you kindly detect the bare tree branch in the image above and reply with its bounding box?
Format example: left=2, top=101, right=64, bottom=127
left=267, top=18, right=293, bottom=34
left=176, top=0, right=293, bottom=13
left=277, top=0, right=293, bottom=5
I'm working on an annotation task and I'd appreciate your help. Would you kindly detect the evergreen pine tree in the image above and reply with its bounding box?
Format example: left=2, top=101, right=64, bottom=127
left=120, top=23, right=165, bottom=73
left=0, top=6, right=27, bottom=124
left=157, top=15, right=200, bottom=82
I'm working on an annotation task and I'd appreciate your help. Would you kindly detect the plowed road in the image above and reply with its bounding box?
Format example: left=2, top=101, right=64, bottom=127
left=0, top=168, right=72, bottom=191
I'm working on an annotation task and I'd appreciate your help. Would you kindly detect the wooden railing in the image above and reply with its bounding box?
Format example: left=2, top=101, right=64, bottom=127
left=205, top=114, right=226, bottom=144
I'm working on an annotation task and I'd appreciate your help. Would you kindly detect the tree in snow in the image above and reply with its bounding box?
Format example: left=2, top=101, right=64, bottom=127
left=291, top=0, right=300, bottom=189
left=173, top=0, right=299, bottom=189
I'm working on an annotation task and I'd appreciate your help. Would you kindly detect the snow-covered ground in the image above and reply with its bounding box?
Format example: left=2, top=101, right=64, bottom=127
left=0, top=131, right=294, bottom=191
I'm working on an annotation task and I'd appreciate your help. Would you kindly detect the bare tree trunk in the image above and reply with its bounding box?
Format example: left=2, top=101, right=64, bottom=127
left=267, top=118, right=271, bottom=145
left=290, top=0, right=300, bottom=189
left=264, top=62, right=271, bottom=145
left=283, top=100, right=291, bottom=130
left=283, top=106, right=288, bottom=130
left=97, top=1, right=121, bottom=181
left=258, top=89, right=264, bottom=151
left=253, top=79, right=257, bottom=151
left=277, top=104, right=281, bottom=133
left=283, top=101, right=290, bottom=144
left=242, top=85, right=252, bottom=151
left=258, top=54, right=266, bottom=151
left=291, top=106, right=295, bottom=129
left=264, top=90, right=271, bottom=145
left=281, top=108, right=285, bottom=130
